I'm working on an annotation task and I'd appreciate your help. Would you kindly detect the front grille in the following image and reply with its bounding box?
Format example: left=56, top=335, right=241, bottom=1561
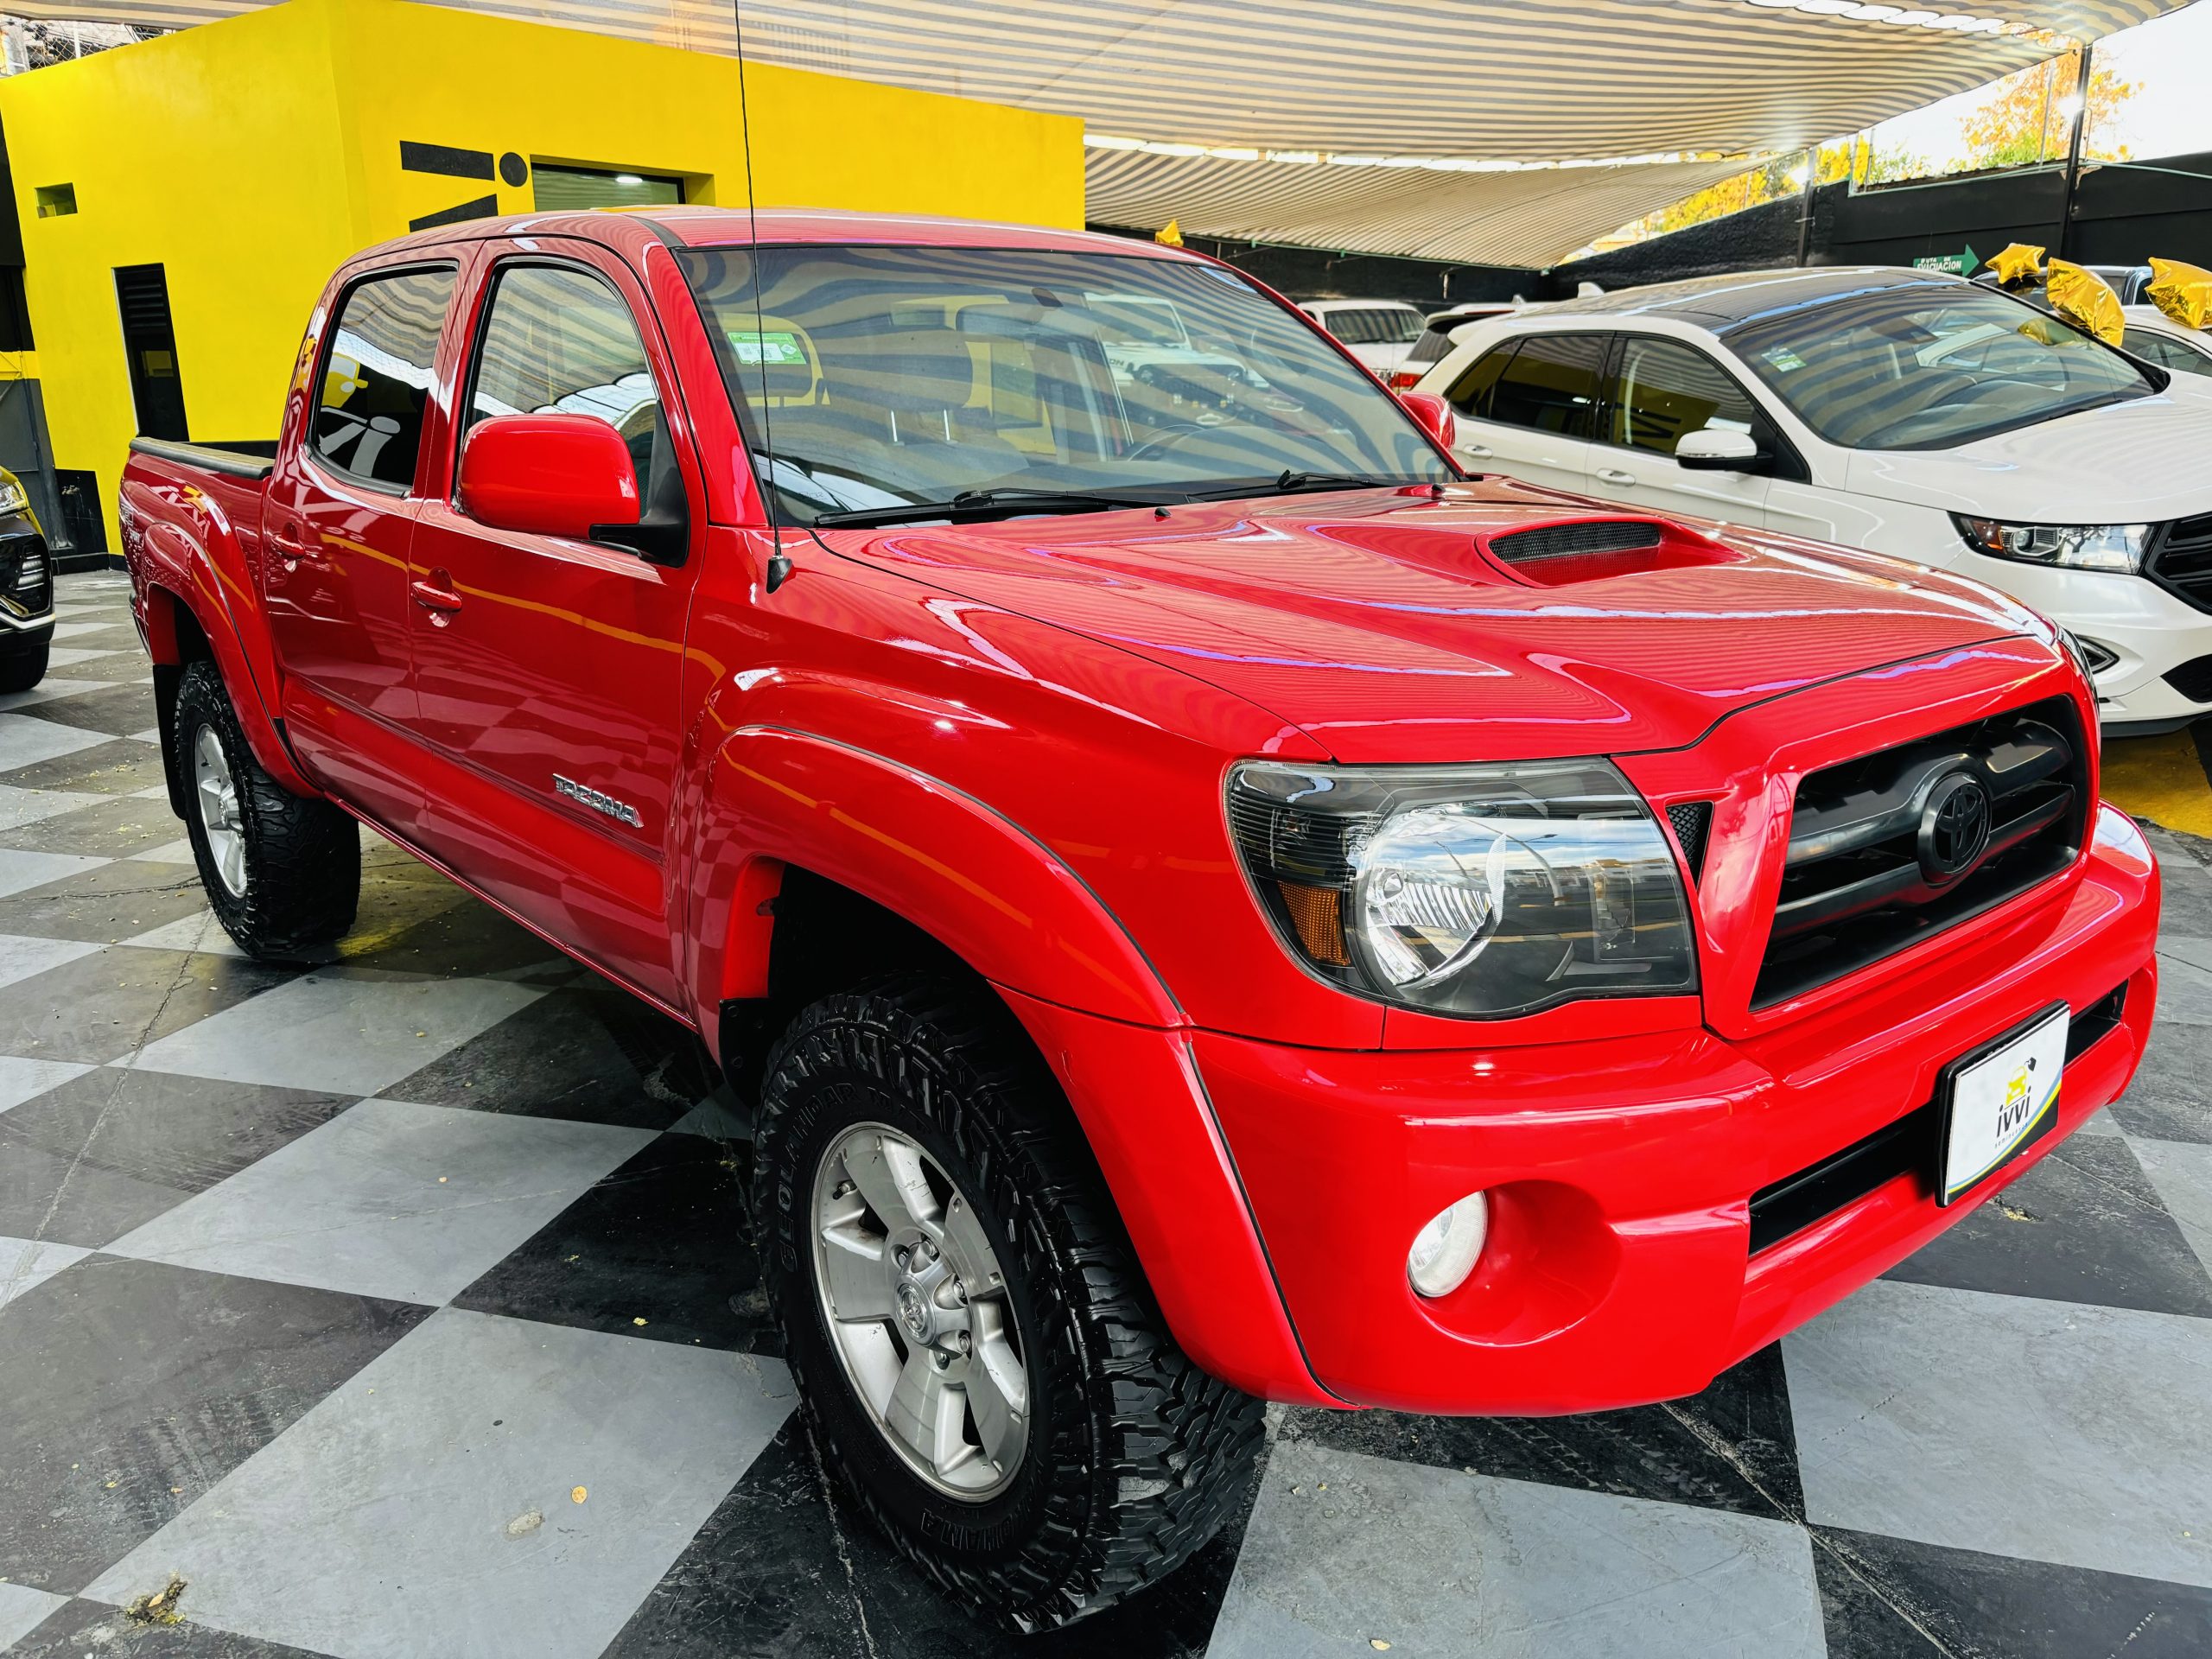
left=1754, top=697, right=2087, bottom=1007
left=0, top=534, right=50, bottom=617
left=2164, top=653, right=2212, bottom=704
left=1748, top=981, right=2128, bottom=1252
left=1489, top=519, right=1662, bottom=564
left=1667, top=800, right=1713, bottom=882
left=2149, top=512, right=2212, bottom=613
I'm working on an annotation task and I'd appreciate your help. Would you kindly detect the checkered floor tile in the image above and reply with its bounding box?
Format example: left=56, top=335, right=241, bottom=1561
left=3, top=574, right=2210, bottom=1657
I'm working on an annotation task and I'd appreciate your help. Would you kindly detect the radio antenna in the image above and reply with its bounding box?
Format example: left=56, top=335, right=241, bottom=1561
left=732, top=0, right=792, bottom=593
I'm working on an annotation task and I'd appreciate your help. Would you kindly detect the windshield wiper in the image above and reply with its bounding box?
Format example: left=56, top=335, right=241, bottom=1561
left=812, top=487, right=1173, bottom=530
left=1188, top=469, right=1396, bottom=501
left=1275, top=469, right=1393, bottom=492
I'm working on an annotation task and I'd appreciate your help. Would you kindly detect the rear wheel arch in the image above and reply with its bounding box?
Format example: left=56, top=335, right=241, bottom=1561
left=137, top=568, right=319, bottom=806
left=143, top=583, right=218, bottom=819
left=139, top=580, right=214, bottom=668
left=171, top=657, right=359, bottom=958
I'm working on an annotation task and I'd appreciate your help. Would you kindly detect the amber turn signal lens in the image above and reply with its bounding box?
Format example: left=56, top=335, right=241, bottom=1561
left=1276, top=880, right=1349, bottom=965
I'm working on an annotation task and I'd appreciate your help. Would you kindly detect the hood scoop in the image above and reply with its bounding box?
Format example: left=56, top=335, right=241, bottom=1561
left=1481, top=515, right=1742, bottom=586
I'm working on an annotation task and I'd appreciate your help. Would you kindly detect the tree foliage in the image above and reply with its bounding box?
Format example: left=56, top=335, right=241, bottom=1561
left=1960, top=48, right=2137, bottom=168
left=1599, top=42, right=2139, bottom=252
left=1611, top=137, right=1918, bottom=245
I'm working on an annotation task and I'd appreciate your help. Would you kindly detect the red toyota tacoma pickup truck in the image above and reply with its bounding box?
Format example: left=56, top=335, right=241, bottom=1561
left=121, top=208, right=2159, bottom=1630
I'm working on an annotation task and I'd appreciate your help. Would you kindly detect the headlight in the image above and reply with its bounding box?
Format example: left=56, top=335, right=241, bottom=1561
left=1226, top=758, right=1696, bottom=1018
left=0, top=472, right=27, bottom=518
left=1952, top=515, right=2149, bottom=574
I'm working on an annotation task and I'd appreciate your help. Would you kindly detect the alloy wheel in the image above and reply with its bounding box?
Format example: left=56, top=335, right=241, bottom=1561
left=193, top=723, right=248, bottom=897
left=810, top=1122, right=1030, bottom=1500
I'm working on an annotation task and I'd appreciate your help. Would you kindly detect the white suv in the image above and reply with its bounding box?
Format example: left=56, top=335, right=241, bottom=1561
left=1297, top=299, right=1426, bottom=376
left=1414, top=266, right=2212, bottom=733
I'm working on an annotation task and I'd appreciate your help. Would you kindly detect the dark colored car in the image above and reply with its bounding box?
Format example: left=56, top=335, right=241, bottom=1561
left=0, top=465, right=54, bottom=690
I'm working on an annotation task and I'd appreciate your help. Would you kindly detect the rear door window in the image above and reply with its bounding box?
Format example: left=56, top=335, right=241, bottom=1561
left=1605, top=337, right=1759, bottom=454
left=1485, top=334, right=1608, bottom=438
left=310, top=267, right=456, bottom=491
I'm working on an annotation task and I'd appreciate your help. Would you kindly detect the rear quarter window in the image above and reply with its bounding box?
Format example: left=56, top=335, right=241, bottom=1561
left=1445, top=344, right=1516, bottom=418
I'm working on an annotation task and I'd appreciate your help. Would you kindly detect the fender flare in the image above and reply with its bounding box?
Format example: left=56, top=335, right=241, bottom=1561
left=683, top=725, right=1332, bottom=1402
left=685, top=724, right=1182, bottom=1034
left=132, top=508, right=317, bottom=800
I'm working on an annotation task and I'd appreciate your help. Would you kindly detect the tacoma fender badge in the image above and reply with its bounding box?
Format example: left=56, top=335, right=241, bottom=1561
left=553, top=774, right=644, bottom=829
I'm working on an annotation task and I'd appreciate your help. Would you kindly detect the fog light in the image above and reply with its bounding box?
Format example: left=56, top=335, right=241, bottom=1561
left=1407, top=1192, right=1488, bottom=1298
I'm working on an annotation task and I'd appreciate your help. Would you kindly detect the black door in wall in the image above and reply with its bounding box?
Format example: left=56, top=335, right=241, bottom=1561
left=115, top=262, right=188, bottom=442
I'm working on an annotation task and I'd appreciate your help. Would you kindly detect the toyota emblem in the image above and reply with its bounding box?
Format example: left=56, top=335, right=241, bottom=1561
left=1918, top=772, right=1992, bottom=884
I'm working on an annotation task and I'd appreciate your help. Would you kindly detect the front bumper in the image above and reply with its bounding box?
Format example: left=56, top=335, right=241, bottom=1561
left=0, top=523, right=54, bottom=639
left=1946, top=550, right=2212, bottom=729
left=1192, top=804, right=2158, bottom=1415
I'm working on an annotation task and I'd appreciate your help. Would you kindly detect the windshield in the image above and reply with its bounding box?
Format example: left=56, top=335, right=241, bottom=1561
left=677, top=245, right=1448, bottom=525
left=1721, top=282, right=2158, bottom=450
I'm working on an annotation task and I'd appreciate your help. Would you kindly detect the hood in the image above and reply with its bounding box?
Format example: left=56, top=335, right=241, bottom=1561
left=1847, top=383, right=2212, bottom=524
left=825, top=478, right=2042, bottom=764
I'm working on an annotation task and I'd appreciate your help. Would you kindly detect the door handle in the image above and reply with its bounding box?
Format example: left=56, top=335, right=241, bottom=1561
left=266, top=519, right=308, bottom=570
left=1458, top=442, right=1494, bottom=460
left=1594, top=467, right=1637, bottom=486
left=410, top=575, right=463, bottom=620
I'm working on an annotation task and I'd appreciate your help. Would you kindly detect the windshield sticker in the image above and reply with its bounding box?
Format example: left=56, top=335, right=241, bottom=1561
left=728, top=330, right=808, bottom=366
left=1760, top=344, right=1808, bottom=372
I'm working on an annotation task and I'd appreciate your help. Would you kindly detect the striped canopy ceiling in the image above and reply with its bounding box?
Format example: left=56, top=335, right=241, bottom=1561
left=13, top=0, right=2196, bottom=264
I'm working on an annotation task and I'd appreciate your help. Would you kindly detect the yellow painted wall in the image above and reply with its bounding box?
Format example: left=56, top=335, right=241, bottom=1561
left=0, top=0, right=1085, bottom=546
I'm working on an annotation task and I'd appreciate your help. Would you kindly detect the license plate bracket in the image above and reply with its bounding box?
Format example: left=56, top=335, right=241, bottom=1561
left=1934, top=1001, right=2068, bottom=1207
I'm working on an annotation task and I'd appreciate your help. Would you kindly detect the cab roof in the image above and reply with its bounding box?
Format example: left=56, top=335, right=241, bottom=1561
left=365, top=206, right=1197, bottom=264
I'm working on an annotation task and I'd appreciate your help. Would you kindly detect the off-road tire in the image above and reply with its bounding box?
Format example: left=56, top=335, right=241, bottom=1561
left=753, top=975, right=1265, bottom=1631
left=173, top=658, right=359, bottom=959
left=0, top=637, right=48, bottom=693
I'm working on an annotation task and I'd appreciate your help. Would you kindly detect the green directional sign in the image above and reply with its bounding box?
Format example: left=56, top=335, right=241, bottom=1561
left=1914, top=243, right=1981, bottom=275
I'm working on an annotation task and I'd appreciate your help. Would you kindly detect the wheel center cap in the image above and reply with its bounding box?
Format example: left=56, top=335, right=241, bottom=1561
left=895, top=1280, right=933, bottom=1342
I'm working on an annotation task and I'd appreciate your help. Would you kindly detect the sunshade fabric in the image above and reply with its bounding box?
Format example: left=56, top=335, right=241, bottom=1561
left=16, top=0, right=2195, bottom=263
left=1083, top=148, right=1755, bottom=268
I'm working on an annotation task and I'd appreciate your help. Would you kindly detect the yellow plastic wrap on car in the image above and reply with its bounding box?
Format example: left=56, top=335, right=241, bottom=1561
left=2147, top=257, right=2212, bottom=331
left=2047, top=259, right=2125, bottom=345
left=1988, top=242, right=2045, bottom=287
